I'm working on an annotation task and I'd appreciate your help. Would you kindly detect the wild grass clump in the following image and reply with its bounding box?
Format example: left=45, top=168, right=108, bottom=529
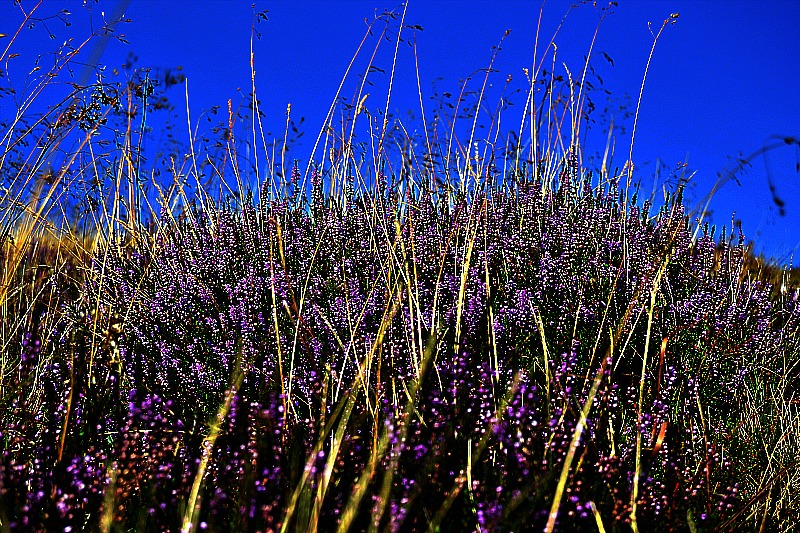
left=2, top=2, right=800, bottom=531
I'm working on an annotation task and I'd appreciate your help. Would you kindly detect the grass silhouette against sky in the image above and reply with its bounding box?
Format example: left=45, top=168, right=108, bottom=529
left=3, top=0, right=799, bottom=262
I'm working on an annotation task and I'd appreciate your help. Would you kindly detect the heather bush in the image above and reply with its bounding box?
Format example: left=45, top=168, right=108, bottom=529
left=2, top=3, right=800, bottom=532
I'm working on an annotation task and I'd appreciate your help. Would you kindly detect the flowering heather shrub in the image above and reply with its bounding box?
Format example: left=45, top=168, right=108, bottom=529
left=3, top=166, right=795, bottom=531
left=3, top=5, right=800, bottom=531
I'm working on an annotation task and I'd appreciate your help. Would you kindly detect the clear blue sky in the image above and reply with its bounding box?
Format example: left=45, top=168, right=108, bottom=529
left=3, top=1, right=799, bottom=265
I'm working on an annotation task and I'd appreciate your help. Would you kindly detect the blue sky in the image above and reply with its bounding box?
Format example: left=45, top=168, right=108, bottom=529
left=3, top=1, right=799, bottom=265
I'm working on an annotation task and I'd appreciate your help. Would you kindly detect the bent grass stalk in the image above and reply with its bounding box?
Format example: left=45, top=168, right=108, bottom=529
left=626, top=13, right=679, bottom=196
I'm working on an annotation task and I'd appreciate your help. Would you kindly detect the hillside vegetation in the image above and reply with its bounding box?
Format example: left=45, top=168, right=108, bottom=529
left=1, top=3, right=799, bottom=531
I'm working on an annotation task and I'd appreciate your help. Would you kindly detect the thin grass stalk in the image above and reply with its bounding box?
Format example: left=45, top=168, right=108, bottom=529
left=301, top=15, right=387, bottom=197
left=307, top=390, right=358, bottom=531
left=407, top=209, right=427, bottom=382
left=279, top=383, right=353, bottom=533
left=396, top=217, right=421, bottom=379
left=183, top=79, right=209, bottom=220
left=589, top=501, right=608, bottom=533
left=338, top=322, right=440, bottom=533
left=626, top=14, right=678, bottom=199
left=286, top=217, right=330, bottom=403
left=544, top=337, right=613, bottom=533
left=453, top=197, right=482, bottom=356
left=534, top=307, right=552, bottom=416
left=482, top=198, right=500, bottom=384
left=630, top=262, right=667, bottom=532
left=180, top=344, right=245, bottom=533
left=333, top=217, right=404, bottom=402
left=282, top=274, right=403, bottom=531
left=410, top=34, right=434, bottom=191
left=465, top=30, right=510, bottom=191
left=309, top=280, right=405, bottom=529
left=268, top=222, right=289, bottom=425
left=426, top=371, right=524, bottom=532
